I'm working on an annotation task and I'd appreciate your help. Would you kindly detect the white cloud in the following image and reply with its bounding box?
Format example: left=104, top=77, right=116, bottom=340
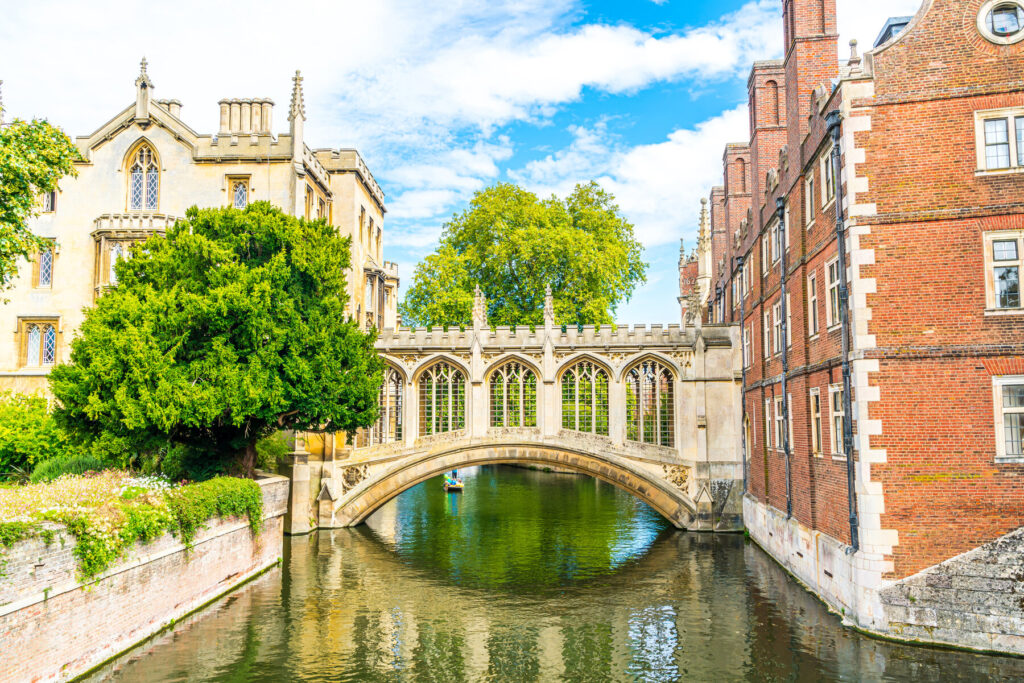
left=511, top=105, right=749, bottom=249
left=838, top=0, right=924, bottom=54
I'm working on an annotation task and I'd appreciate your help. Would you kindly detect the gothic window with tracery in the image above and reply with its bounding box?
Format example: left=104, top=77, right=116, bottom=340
left=625, top=359, right=675, bottom=447
left=36, top=245, right=53, bottom=288
left=232, top=180, right=248, bottom=209
left=357, top=366, right=404, bottom=447
left=489, top=360, right=537, bottom=428
left=22, top=321, right=57, bottom=367
left=128, top=145, right=159, bottom=210
left=419, top=361, right=466, bottom=436
left=561, top=360, right=609, bottom=436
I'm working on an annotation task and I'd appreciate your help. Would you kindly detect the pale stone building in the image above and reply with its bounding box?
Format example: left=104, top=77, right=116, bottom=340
left=0, top=61, right=398, bottom=395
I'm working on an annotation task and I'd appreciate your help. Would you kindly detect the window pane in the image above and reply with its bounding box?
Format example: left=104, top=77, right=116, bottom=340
left=993, top=239, right=1019, bottom=261
left=1006, top=413, right=1023, bottom=457
left=42, top=325, right=56, bottom=364
left=38, top=248, right=53, bottom=287
left=995, top=266, right=1020, bottom=308
left=985, top=119, right=1011, bottom=170
left=26, top=324, right=40, bottom=366
left=1004, top=385, right=1024, bottom=409
left=130, top=166, right=144, bottom=209
left=146, top=163, right=159, bottom=209
left=1018, top=118, right=1024, bottom=166
left=233, top=182, right=248, bottom=209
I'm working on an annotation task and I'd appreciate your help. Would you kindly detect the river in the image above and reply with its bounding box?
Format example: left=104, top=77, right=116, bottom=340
left=87, top=465, right=1024, bottom=681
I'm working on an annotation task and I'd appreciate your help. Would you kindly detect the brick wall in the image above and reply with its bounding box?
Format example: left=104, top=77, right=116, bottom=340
left=0, top=475, right=288, bottom=683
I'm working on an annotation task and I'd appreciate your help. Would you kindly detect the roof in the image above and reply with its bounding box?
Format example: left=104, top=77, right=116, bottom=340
left=874, top=16, right=914, bottom=48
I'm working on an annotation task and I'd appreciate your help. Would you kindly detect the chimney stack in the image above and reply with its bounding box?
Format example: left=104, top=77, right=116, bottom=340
left=218, top=98, right=274, bottom=137
left=155, top=99, right=182, bottom=118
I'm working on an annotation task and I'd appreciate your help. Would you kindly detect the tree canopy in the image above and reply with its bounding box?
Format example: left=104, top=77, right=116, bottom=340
left=49, top=202, right=383, bottom=477
left=0, top=112, right=79, bottom=294
left=399, top=182, right=647, bottom=327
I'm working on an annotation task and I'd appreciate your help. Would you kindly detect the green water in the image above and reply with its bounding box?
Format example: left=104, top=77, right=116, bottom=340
left=88, top=465, right=1024, bottom=681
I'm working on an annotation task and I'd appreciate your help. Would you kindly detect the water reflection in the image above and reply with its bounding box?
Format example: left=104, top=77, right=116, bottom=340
left=88, top=466, right=1024, bottom=682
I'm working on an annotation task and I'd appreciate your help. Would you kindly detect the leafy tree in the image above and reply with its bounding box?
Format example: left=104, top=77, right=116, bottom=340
left=50, top=202, right=383, bottom=478
left=399, top=182, right=647, bottom=327
left=0, top=110, right=79, bottom=294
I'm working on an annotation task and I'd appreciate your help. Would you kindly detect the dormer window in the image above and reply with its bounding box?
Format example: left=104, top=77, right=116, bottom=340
left=128, top=144, right=159, bottom=210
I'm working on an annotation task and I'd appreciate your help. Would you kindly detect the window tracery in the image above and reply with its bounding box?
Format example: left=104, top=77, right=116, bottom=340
left=561, top=360, right=609, bottom=436
left=489, top=360, right=537, bottom=428
left=419, top=361, right=466, bottom=435
left=625, top=359, right=674, bottom=447
left=128, top=145, right=159, bottom=210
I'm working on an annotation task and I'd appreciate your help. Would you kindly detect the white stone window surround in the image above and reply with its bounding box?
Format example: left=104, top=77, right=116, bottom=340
left=993, top=375, right=1024, bottom=463
left=825, top=256, right=841, bottom=331
left=762, top=308, right=771, bottom=358
left=774, top=395, right=784, bottom=451
left=828, top=383, right=845, bottom=458
left=974, top=107, right=1024, bottom=175
left=977, top=0, right=1024, bottom=46
left=819, top=144, right=836, bottom=211
left=807, top=271, right=819, bottom=337
left=772, top=300, right=782, bottom=355
left=805, top=173, right=816, bottom=228
left=983, top=229, right=1024, bottom=314
left=764, top=397, right=772, bottom=448
left=743, top=323, right=751, bottom=367
left=809, top=388, right=823, bottom=457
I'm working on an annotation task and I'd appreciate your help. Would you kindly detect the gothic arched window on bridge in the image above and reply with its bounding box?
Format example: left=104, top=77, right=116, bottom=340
left=489, top=360, right=538, bottom=428
left=625, top=359, right=675, bottom=447
left=561, top=361, right=609, bottom=436
left=419, top=361, right=466, bottom=436
left=356, top=366, right=404, bottom=447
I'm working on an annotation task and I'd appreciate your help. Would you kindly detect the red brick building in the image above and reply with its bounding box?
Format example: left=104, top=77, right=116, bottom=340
left=689, top=0, right=1024, bottom=653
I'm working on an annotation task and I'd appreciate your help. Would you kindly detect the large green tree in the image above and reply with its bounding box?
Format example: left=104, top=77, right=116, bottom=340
left=399, top=182, right=647, bottom=327
left=0, top=108, right=79, bottom=294
left=50, top=202, right=383, bottom=477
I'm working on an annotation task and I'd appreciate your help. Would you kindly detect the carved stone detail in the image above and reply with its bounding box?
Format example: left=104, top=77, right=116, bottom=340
left=662, top=464, right=690, bottom=490
left=341, top=464, right=369, bottom=493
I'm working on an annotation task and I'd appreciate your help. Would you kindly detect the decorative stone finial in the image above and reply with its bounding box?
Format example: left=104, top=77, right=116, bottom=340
left=135, top=57, right=154, bottom=90
left=684, top=283, right=702, bottom=328
left=697, top=199, right=711, bottom=249
left=472, top=284, right=487, bottom=328
left=544, top=283, right=554, bottom=327
left=289, top=70, right=306, bottom=122
left=848, top=40, right=861, bottom=68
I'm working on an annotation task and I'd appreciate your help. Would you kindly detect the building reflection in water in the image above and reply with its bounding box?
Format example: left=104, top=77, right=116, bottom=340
left=87, top=466, right=1024, bottom=682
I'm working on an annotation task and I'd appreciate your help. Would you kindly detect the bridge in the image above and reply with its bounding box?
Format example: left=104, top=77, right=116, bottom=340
left=282, top=290, right=744, bottom=534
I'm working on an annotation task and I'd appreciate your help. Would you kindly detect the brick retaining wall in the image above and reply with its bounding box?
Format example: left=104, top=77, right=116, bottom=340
left=0, top=474, right=288, bottom=682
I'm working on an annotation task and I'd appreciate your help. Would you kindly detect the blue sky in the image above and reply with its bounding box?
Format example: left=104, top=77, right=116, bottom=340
left=0, top=0, right=921, bottom=323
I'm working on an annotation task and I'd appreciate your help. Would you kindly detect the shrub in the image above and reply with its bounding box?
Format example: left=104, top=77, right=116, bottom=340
left=0, top=472, right=263, bottom=579
left=0, top=392, right=69, bottom=475
left=29, top=453, right=106, bottom=484
left=256, top=433, right=292, bottom=473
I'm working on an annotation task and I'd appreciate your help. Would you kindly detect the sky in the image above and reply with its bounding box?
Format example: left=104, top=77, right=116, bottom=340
left=0, top=0, right=922, bottom=323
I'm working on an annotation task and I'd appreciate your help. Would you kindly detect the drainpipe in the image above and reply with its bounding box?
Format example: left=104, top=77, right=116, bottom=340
left=775, top=198, right=792, bottom=520
left=826, top=109, right=860, bottom=553
left=737, top=255, right=748, bottom=495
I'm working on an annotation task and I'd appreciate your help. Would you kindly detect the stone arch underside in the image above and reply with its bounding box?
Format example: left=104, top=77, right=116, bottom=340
left=331, top=444, right=697, bottom=529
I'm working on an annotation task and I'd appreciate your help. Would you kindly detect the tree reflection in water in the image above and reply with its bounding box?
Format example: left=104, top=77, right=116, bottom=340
left=87, top=466, right=1024, bottom=682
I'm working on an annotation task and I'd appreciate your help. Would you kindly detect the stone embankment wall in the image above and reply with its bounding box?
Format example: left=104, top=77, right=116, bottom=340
left=745, top=495, right=1024, bottom=656
left=0, top=474, right=288, bottom=682
left=878, top=527, right=1024, bottom=654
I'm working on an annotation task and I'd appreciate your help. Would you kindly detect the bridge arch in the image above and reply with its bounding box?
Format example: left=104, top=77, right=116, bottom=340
left=330, top=444, right=697, bottom=530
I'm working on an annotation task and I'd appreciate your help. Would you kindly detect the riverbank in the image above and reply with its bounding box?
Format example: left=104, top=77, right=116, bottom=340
left=0, top=473, right=288, bottom=682
left=80, top=468, right=1024, bottom=681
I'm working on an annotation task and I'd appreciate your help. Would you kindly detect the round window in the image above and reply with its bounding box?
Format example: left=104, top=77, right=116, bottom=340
left=979, top=0, right=1024, bottom=44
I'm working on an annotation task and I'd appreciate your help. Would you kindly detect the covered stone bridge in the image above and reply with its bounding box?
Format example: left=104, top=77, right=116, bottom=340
left=283, top=309, right=743, bottom=534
